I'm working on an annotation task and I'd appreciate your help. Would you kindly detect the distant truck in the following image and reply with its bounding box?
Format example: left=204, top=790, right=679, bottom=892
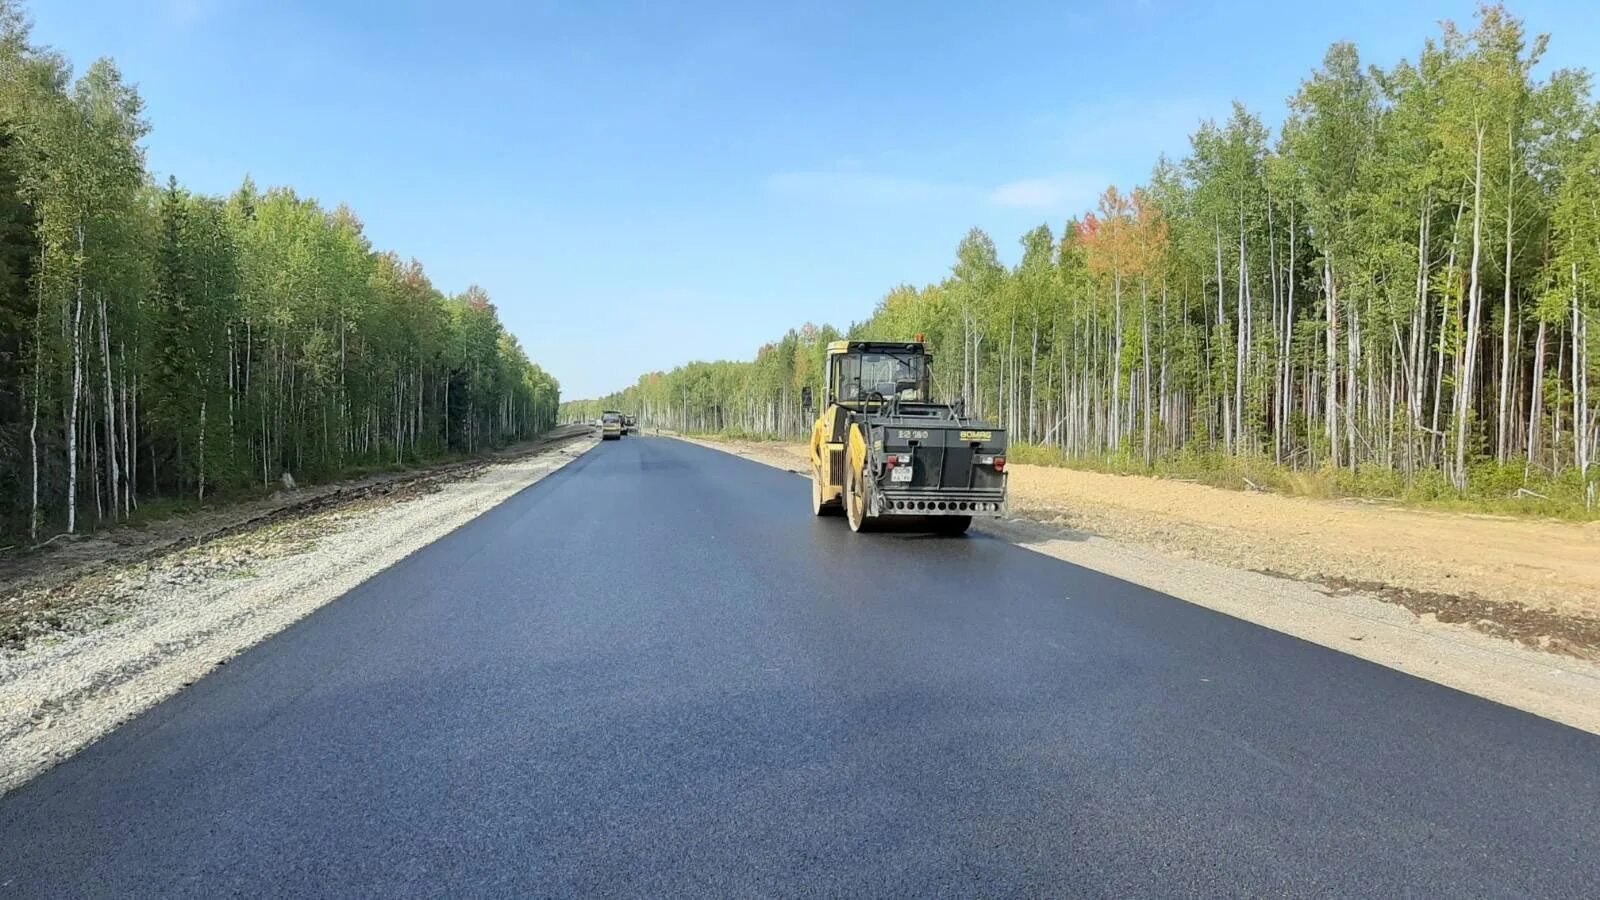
left=601, top=411, right=624, bottom=440
left=623, top=414, right=637, bottom=434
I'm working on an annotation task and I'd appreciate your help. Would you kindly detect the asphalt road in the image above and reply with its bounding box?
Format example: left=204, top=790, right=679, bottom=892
left=3, top=435, right=1598, bottom=897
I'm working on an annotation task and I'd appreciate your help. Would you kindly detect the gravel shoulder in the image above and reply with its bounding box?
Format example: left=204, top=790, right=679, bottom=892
left=677, top=434, right=1600, bottom=735
left=0, top=431, right=597, bottom=796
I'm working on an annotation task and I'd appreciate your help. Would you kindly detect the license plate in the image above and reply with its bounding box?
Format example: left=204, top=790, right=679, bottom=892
left=890, top=467, right=913, bottom=483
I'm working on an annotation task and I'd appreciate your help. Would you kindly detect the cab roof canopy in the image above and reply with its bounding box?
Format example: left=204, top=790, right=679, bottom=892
left=825, top=339, right=927, bottom=355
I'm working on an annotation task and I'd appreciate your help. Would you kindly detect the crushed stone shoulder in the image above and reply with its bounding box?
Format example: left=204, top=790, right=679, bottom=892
left=0, top=435, right=596, bottom=796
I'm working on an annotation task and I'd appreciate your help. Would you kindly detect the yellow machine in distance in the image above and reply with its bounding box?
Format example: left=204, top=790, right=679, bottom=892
left=804, top=338, right=1008, bottom=534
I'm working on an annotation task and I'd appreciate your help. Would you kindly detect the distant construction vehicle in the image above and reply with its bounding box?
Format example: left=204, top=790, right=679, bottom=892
left=601, top=411, right=624, bottom=440
left=805, top=338, right=1007, bottom=534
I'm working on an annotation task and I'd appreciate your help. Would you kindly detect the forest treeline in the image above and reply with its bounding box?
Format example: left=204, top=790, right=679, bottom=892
left=567, top=5, right=1599, bottom=508
left=0, top=3, right=558, bottom=542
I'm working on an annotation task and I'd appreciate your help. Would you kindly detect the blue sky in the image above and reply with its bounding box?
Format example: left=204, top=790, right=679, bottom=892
left=29, top=0, right=1600, bottom=398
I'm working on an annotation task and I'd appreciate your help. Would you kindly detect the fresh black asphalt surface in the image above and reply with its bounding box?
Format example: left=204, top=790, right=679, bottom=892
left=3, top=435, right=1599, bottom=897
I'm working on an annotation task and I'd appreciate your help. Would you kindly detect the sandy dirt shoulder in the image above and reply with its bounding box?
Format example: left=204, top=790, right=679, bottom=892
left=676, top=433, right=1600, bottom=735
left=0, top=432, right=597, bottom=796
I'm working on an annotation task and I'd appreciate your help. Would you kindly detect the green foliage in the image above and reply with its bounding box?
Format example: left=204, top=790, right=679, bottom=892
left=565, top=324, right=838, bottom=440
left=570, top=6, right=1600, bottom=519
left=0, top=4, right=557, bottom=539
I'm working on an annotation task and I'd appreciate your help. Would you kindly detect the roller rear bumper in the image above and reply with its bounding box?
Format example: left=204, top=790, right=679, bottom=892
left=869, top=486, right=1007, bottom=518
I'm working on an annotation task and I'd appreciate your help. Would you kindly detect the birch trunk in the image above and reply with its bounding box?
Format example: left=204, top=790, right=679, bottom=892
left=130, top=373, right=140, bottom=509
left=1347, top=300, right=1359, bottom=467
left=67, top=284, right=84, bottom=534
left=1429, top=201, right=1466, bottom=466
left=1282, top=205, right=1296, bottom=464
left=198, top=397, right=207, bottom=501
left=1141, top=274, right=1152, bottom=465
left=1575, top=263, right=1590, bottom=483
left=1325, top=254, right=1340, bottom=469
left=1455, top=126, right=1487, bottom=490
left=1406, top=196, right=1429, bottom=474
left=98, top=296, right=119, bottom=521
left=1526, top=318, right=1545, bottom=475
left=1029, top=320, right=1038, bottom=443
left=1111, top=273, right=1123, bottom=448
left=1214, top=223, right=1231, bottom=453
left=1235, top=215, right=1248, bottom=451
left=1497, top=133, right=1515, bottom=464
left=28, top=248, right=44, bottom=541
left=120, top=345, right=131, bottom=514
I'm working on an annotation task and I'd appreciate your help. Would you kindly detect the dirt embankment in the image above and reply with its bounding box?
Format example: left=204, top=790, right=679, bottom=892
left=0, top=425, right=593, bottom=614
left=0, top=428, right=596, bottom=796
left=1005, top=466, right=1600, bottom=618
left=684, top=436, right=1600, bottom=662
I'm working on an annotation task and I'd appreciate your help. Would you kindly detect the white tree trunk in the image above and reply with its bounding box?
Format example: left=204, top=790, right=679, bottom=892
left=98, top=296, right=120, bottom=521
left=1029, top=321, right=1038, bottom=443
left=198, top=396, right=207, bottom=501
left=1497, top=134, right=1515, bottom=464
left=29, top=248, right=44, bottom=540
left=1214, top=223, right=1231, bottom=453
left=1141, top=275, right=1152, bottom=465
left=120, top=345, right=131, bottom=515
left=1455, top=126, right=1487, bottom=490
left=1282, top=205, right=1297, bottom=465
left=1526, top=318, right=1545, bottom=475
left=1235, top=216, right=1248, bottom=451
left=1575, top=263, right=1590, bottom=482
left=1347, top=301, right=1360, bottom=466
left=1431, top=204, right=1464, bottom=459
left=1112, top=272, right=1123, bottom=448
left=1325, top=255, right=1340, bottom=469
left=67, top=262, right=84, bottom=534
left=130, top=373, right=140, bottom=509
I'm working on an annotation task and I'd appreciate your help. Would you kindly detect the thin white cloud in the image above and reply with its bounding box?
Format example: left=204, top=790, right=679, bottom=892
left=765, top=169, right=974, bottom=206
left=987, top=172, right=1107, bottom=212
left=771, top=165, right=1113, bottom=214
left=164, top=0, right=215, bottom=27
left=767, top=166, right=1116, bottom=217
left=1037, top=95, right=1223, bottom=159
left=769, top=96, right=1217, bottom=217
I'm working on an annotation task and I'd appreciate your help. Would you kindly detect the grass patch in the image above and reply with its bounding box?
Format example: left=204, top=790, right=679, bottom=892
left=1006, top=443, right=1599, bottom=521
left=680, top=428, right=794, bottom=444
left=123, top=496, right=207, bottom=529
left=2, top=443, right=522, bottom=548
